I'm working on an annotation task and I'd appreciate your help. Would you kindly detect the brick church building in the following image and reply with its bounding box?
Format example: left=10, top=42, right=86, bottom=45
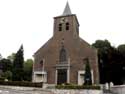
left=32, top=2, right=99, bottom=85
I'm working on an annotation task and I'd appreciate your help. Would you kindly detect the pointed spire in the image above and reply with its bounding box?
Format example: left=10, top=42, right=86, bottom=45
left=62, top=1, right=72, bottom=16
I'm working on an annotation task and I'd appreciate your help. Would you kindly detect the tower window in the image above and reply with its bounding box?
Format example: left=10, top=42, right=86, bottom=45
left=59, top=24, right=62, bottom=31
left=40, top=60, right=44, bottom=70
left=66, top=22, right=69, bottom=30
left=59, top=47, right=67, bottom=62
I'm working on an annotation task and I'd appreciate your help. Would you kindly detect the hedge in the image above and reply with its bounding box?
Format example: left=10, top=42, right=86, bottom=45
left=0, top=80, right=43, bottom=88
left=56, top=84, right=100, bottom=90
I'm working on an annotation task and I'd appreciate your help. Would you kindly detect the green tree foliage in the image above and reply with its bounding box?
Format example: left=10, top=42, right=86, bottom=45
left=12, top=45, right=24, bottom=81
left=92, top=40, right=125, bottom=85
left=23, top=59, right=33, bottom=81
left=0, top=51, right=33, bottom=81
left=117, top=44, right=125, bottom=83
left=0, top=58, right=12, bottom=72
left=2, top=71, right=12, bottom=80
left=118, top=44, right=125, bottom=58
left=84, top=58, right=92, bottom=85
left=92, top=40, right=112, bottom=83
left=0, top=58, right=12, bottom=80
left=7, top=53, right=16, bottom=62
left=92, top=40, right=111, bottom=56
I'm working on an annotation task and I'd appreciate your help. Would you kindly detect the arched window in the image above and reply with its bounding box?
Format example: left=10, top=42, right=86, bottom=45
left=59, top=47, right=67, bottom=62
left=59, top=24, right=62, bottom=31
left=66, top=22, right=69, bottom=30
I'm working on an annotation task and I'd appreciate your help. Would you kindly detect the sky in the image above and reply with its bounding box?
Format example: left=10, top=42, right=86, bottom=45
left=0, top=0, right=125, bottom=60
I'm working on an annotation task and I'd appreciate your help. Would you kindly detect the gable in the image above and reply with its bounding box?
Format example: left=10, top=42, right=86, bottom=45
left=34, top=38, right=53, bottom=57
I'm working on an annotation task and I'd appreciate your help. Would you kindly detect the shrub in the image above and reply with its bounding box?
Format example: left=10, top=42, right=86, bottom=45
left=3, top=71, right=12, bottom=80
left=0, top=77, right=5, bottom=81
left=56, top=84, right=100, bottom=90
left=0, top=80, right=43, bottom=88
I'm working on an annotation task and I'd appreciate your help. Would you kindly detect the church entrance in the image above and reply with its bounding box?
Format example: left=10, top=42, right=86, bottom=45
left=57, top=69, right=67, bottom=84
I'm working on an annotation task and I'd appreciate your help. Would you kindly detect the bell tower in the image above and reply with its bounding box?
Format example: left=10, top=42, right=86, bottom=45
left=53, top=2, right=79, bottom=39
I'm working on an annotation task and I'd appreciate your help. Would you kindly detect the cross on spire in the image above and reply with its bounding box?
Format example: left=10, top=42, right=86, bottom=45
left=62, top=2, right=72, bottom=16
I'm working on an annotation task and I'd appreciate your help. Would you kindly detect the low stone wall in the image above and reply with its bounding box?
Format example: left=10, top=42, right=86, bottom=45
left=0, top=85, right=39, bottom=90
left=111, top=85, right=125, bottom=94
left=0, top=85, right=103, bottom=94
left=51, top=89, right=103, bottom=94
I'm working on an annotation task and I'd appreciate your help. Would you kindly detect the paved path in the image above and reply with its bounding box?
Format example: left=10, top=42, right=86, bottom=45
left=0, top=88, right=52, bottom=94
left=0, top=90, right=52, bottom=94
left=0, top=86, right=103, bottom=94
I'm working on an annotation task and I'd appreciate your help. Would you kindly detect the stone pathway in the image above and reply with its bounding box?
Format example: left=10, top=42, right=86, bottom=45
left=0, top=86, right=52, bottom=94
left=0, top=88, right=104, bottom=94
left=0, top=89, right=53, bottom=94
left=0, top=85, right=103, bottom=94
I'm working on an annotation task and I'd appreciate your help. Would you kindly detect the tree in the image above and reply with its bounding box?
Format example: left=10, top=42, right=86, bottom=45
left=117, top=44, right=125, bottom=84
left=92, top=40, right=125, bottom=85
left=84, top=58, right=92, bottom=85
left=2, top=71, right=12, bottom=80
left=23, top=59, right=33, bottom=81
left=118, top=44, right=125, bottom=59
left=0, top=58, right=12, bottom=80
left=7, top=53, right=16, bottom=62
left=0, top=58, right=12, bottom=72
left=12, top=45, right=24, bottom=81
left=92, top=40, right=112, bottom=84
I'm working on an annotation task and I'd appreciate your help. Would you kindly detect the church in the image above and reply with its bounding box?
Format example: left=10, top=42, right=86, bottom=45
left=32, top=2, right=99, bottom=85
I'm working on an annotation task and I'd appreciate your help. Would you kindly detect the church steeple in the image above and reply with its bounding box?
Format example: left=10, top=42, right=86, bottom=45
left=62, top=2, right=72, bottom=16
left=53, top=2, right=79, bottom=38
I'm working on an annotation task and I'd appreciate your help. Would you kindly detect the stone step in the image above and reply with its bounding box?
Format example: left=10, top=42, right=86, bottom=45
left=46, top=84, right=55, bottom=89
